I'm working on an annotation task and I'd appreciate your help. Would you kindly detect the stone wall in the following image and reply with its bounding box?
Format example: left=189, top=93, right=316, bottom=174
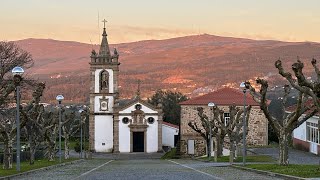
left=180, top=105, right=268, bottom=156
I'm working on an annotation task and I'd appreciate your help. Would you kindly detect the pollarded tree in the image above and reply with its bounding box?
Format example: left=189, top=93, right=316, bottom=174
left=42, top=110, right=59, bottom=161
left=61, top=108, right=83, bottom=159
left=246, top=79, right=317, bottom=166
left=214, top=104, right=251, bottom=164
left=188, top=107, right=225, bottom=159
left=0, top=108, right=16, bottom=169
left=20, top=82, right=46, bottom=165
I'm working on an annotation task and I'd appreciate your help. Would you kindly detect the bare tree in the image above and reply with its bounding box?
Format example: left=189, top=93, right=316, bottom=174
left=0, top=109, right=16, bottom=169
left=188, top=107, right=225, bottom=159
left=215, top=104, right=251, bottom=164
left=61, top=108, right=82, bottom=159
left=246, top=77, right=317, bottom=165
left=0, top=41, right=33, bottom=107
left=42, top=110, right=59, bottom=161
left=20, top=83, right=46, bottom=165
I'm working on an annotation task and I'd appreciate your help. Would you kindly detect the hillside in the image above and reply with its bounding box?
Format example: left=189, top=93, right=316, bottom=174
left=14, top=35, right=320, bottom=103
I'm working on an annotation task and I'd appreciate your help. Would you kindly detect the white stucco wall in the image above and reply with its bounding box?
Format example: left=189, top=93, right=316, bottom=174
left=95, top=115, right=113, bottom=152
left=146, top=115, right=158, bottom=153
left=118, top=103, right=159, bottom=153
left=162, top=124, right=178, bottom=147
left=119, top=115, right=131, bottom=152
left=94, top=96, right=114, bottom=113
left=94, top=69, right=114, bottom=93
left=293, top=116, right=319, bottom=141
left=119, top=103, right=157, bottom=114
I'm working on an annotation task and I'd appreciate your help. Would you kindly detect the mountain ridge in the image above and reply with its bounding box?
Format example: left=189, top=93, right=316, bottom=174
left=11, top=34, right=320, bottom=103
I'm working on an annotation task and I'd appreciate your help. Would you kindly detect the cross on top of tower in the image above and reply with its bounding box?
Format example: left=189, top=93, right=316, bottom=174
left=102, top=19, right=107, bottom=28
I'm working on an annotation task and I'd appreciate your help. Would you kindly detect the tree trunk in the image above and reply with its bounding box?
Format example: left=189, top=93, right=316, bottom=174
left=46, top=140, right=55, bottom=161
left=218, top=135, right=224, bottom=157
left=29, top=144, right=36, bottom=165
left=64, top=136, right=69, bottom=159
left=229, top=140, right=235, bottom=164
left=3, top=139, right=13, bottom=169
left=206, top=138, right=210, bottom=158
left=29, top=136, right=35, bottom=165
left=279, top=130, right=289, bottom=166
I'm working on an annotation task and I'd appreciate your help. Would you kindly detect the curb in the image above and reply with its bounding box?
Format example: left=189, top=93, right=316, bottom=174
left=0, top=159, right=84, bottom=180
left=231, top=165, right=307, bottom=180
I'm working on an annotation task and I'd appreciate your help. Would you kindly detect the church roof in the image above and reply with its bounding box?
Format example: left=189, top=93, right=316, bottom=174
left=180, top=87, right=259, bottom=106
left=162, top=121, right=179, bottom=129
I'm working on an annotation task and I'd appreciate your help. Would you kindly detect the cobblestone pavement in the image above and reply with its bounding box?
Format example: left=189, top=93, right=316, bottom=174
left=12, top=158, right=283, bottom=180
left=250, top=147, right=320, bottom=165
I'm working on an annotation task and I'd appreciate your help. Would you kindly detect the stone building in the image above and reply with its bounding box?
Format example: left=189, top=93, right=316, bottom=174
left=89, top=22, right=163, bottom=153
left=179, top=87, right=268, bottom=156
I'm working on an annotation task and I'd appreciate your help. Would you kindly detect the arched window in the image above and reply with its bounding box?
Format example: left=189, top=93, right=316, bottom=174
left=100, top=70, right=109, bottom=92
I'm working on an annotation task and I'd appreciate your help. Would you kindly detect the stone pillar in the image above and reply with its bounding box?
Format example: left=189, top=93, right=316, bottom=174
left=113, top=113, right=120, bottom=153
left=89, top=114, right=95, bottom=152
left=157, top=113, right=163, bottom=152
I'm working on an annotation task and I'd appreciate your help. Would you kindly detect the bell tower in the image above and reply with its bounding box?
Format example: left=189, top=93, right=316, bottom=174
left=89, top=19, right=120, bottom=152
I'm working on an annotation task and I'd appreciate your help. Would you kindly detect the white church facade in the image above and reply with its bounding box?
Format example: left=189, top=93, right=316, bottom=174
left=89, top=22, right=164, bottom=153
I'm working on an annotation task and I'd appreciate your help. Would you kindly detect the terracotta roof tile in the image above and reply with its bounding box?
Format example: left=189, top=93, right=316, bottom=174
left=180, top=87, right=259, bottom=106
left=162, top=121, right=179, bottom=129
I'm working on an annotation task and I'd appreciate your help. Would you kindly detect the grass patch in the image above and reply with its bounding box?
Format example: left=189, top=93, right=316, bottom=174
left=200, top=155, right=275, bottom=163
left=245, top=164, right=320, bottom=178
left=161, top=148, right=178, bottom=159
left=0, top=158, right=78, bottom=177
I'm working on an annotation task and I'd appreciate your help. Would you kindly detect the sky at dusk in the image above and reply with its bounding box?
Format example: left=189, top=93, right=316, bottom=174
left=0, top=0, right=319, bottom=44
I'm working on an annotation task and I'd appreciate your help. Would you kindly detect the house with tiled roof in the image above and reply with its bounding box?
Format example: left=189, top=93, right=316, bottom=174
left=287, top=100, right=320, bottom=155
left=179, top=87, right=268, bottom=156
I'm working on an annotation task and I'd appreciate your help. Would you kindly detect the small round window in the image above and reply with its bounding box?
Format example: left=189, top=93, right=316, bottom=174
left=147, top=117, right=155, bottom=124
left=122, top=117, right=129, bottom=124
left=135, top=104, right=142, bottom=110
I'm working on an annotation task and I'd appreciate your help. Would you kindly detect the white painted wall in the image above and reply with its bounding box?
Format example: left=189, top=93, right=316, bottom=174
left=119, top=102, right=157, bottom=114
left=94, top=96, right=114, bottom=113
left=119, top=115, right=131, bottom=152
left=146, top=115, right=158, bottom=153
left=118, top=103, right=159, bottom=153
left=94, top=69, right=114, bottom=93
left=95, top=115, right=113, bottom=152
left=162, top=124, right=178, bottom=147
left=293, top=121, right=307, bottom=141
left=293, top=116, right=319, bottom=141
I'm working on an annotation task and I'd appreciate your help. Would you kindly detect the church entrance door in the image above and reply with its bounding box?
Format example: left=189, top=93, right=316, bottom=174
left=133, top=132, right=144, bottom=152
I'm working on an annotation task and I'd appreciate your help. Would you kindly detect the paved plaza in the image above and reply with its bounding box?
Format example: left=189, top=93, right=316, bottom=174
left=12, top=158, right=283, bottom=180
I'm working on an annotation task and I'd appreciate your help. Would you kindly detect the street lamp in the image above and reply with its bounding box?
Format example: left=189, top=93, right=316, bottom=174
left=56, top=94, right=64, bottom=163
left=240, top=82, right=248, bottom=166
left=12, top=66, right=24, bottom=171
left=78, top=109, right=84, bottom=159
left=207, top=102, right=215, bottom=161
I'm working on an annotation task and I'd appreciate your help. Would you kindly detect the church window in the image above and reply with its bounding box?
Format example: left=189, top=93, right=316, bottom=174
left=122, top=117, right=129, bottom=124
left=100, top=70, right=109, bottom=91
left=147, top=117, right=155, bottom=124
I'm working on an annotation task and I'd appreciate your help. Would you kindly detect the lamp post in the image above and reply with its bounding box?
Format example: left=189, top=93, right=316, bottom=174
left=12, top=66, right=24, bottom=172
left=240, top=82, right=247, bottom=166
left=56, top=95, right=64, bottom=163
left=207, top=102, right=215, bottom=161
left=78, top=109, right=84, bottom=159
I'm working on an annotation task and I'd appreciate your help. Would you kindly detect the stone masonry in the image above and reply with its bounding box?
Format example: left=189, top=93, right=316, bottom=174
left=180, top=105, right=268, bottom=157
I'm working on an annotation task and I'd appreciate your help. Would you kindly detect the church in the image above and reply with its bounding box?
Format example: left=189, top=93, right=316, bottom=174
left=88, top=21, right=164, bottom=153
